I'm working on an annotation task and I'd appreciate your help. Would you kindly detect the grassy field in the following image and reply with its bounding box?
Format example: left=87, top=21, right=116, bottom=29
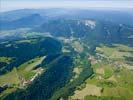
left=0, top=56, right=45, bottom=98
left=0, top=56, right=45, bottom=86
left=72, top=84, right=102, bottom=100
left=96, top=44, right=133, bottom=60
left=0, top=88, right=17, bottom=99
left=72, top=41, right=84, bottom=53
left=70, top=47, right=133, bottom=100
left=84, top=95, right=123, bottom=100
left=15, top=38, right=38, bottom=44
left=71, top=64, right=133, bottom=99
left=83, top=61, right=133, bottom=100
left=0, top=57, right=12, bottom=64
left=0, top=67, right=20, bottom=86
left=18, top=56, right=45, bottom=80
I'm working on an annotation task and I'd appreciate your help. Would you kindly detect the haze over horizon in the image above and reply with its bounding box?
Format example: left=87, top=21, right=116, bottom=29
left=1, top=0, right=133, bottom=12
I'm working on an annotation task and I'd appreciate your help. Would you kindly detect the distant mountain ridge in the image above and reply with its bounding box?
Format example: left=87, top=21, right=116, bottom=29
left=0, top=14, right=44, bottom=30
left=0, top=8, right=133, bottom=25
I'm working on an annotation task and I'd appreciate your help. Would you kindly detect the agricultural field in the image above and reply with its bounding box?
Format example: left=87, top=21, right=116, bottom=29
left=96, top=44, right=133, bottom=60
left=96, top=44, right=133, bottom=69
left=71, top=62, right=133, bottom=100
left=70, top=44, right=133, bottom=100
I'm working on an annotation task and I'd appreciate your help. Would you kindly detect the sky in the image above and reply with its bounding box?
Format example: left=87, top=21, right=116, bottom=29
left=0, top=0, right=133, bottom=12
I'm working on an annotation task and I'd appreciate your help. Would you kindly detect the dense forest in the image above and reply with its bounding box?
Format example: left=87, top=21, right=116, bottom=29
left=0, top=37, right=62, bottom=75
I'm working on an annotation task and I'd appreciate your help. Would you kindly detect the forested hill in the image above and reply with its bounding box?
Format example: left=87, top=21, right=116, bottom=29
left=0, top=37, right=62, bottom=75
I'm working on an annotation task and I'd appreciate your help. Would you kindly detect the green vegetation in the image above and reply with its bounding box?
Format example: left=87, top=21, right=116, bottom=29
left=51, top=56, right=93, bottom=100
left=15, top=39, right=36, bottom=44
left=0, top=56, right=45, bottom=98
left=0, top=37, right=62, bottom=75
left=18, top=56, right=45, bottom=80
left=0, top=88, right=17, bottom=100
left=96, top=44, right=133, bottom=60
left=0, top=67, right=20, bottom=86
left=72, top=41, right=84, bottom=53
left=98, top=80, right=117, bottom=87
left=5, top=55, right=73, bottom=100
left=0, top=57, right=12, bottom=64
left=0, top=14, right=133, bottom=100
left=84, top=95, right=123, bottom=100
left=0, top=56, right=45, bottom=86
left=71, top=43, right=133, bottom=100
left=83, top=60, right=133, bottom=100
left=22, top=32, right=45, bottom=38
left=103, top=67, right=113, bottom=79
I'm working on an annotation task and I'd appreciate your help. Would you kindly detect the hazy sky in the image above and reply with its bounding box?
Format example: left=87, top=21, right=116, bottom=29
left=1, top=0, right=133, bottom=12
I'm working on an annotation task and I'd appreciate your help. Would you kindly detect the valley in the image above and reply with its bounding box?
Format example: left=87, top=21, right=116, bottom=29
left=0, top=8, right=133, bottom=100
left=70, top=44, right=133, bottom=100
